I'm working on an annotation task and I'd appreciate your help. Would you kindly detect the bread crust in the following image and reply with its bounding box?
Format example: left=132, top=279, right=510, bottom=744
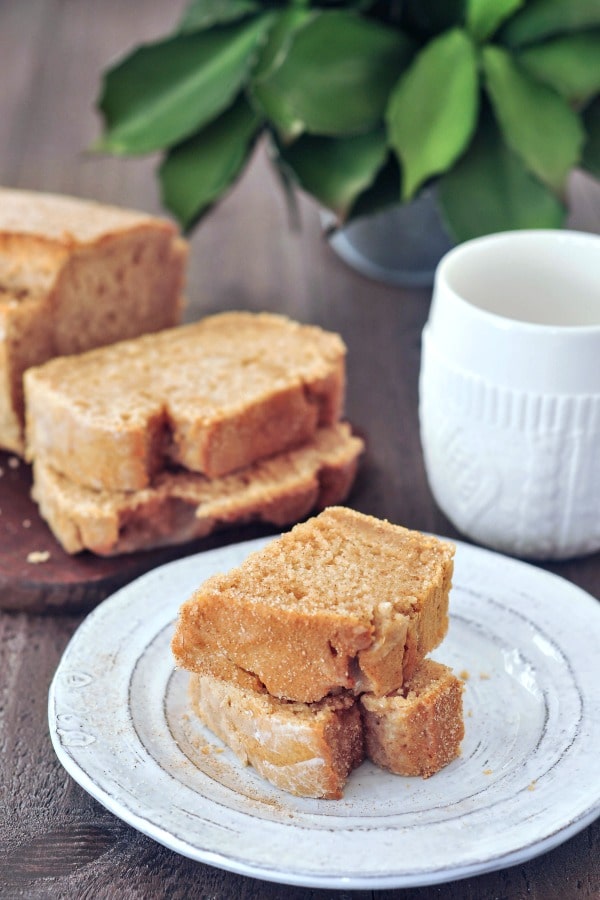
left=31, top=423, right=363, bottom=556
left=172, top=507, right=455, bottom=702
left=0, top=187, right=177, bottom=243
left=25, top=312, right=346, bottom=490
left=0, top=188, right=186, bottom=454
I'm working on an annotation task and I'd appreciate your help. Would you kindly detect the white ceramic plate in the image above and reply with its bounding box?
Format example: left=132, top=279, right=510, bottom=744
left=49, top=536, right=600, bottom=889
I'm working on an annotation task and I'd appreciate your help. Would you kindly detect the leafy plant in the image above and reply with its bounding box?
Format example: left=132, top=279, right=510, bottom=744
left=95, top=0, right=600, bottom=242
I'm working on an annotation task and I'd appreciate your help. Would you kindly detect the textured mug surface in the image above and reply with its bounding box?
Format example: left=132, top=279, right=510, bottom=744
left=419, top=230, right=600, bottom=560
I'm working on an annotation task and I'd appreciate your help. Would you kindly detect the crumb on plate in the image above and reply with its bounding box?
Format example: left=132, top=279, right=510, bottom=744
left=27, top=550, right=51, bottom=564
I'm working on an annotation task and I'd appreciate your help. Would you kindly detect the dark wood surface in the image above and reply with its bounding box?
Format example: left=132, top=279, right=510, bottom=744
left=1, top=3, right=599, bottom=898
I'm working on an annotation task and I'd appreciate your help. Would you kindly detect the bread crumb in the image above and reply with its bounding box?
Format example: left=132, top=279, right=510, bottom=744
left=483, top=768, right=493, bottom=776
left=459, top=669, right=470, bottom=681
left=479, top=672, right=490, bottom=680
left=8, top=456, right=20, bottom=469
left=27, top=550, right=51, bottom=564
left=527, top=780, right=537, bottom=791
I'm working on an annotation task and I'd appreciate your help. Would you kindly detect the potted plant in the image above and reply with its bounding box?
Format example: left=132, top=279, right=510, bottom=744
left=95, top=0, right=600, bottom=282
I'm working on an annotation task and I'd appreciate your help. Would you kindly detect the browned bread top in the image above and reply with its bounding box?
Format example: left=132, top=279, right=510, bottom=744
left=0, top=187, right=177, bottom=246
left=172, top=507, right=454, bottom=702
left=24, top=312, right=346, bottom=490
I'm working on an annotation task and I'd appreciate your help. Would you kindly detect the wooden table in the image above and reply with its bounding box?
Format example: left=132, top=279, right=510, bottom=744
left=1, top=3, right=599, bottom=897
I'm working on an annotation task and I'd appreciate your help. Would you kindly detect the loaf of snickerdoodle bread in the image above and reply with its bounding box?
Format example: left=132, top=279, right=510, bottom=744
left=0, top=187, right=186, bottom=454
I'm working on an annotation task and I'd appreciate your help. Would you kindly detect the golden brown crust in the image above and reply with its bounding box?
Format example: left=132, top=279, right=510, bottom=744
left=0, top=187, right=176, bottom=244
left=24, top=312, right=346, bottom=489
left=172, top=507, right=455, bottom=702
left=31, top=423, right=363, bottom=556
left=0, top=189, right=186, bottom=454
left=360, top=659, right=465, bottom=777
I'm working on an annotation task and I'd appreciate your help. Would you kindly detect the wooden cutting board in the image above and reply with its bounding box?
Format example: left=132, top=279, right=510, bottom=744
left=0, top=450, right=276, bottom=614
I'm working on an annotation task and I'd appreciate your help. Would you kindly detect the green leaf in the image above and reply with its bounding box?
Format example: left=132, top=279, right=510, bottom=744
left=178, top=0, right=261, bottom=32
left=254, top=11, right=414, bottom=138
left=582, top=97, right=600, bottom=178
left=159, top=96, right=260, bottom=229
left=95, top=16, right=272, bottom=155
left=437, top=107, right=566, bottom=242
left=518, top=30, right=600, bottom=104
left=252, top=8, right=313, bottom=81
left=482, top=45, right=585, bottom=191
left=387, top=28, right=479, bottom=201
left=276, top=129, right=388, bottom=219
left=501, top=0, right=600, bottom=48
left=250, top=7, right=314, bottom=140
left=466, top=0, right=524, bottom=42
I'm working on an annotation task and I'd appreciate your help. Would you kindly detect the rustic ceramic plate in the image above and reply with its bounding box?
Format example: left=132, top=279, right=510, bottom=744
left=49, top=536, right=600, bottom=889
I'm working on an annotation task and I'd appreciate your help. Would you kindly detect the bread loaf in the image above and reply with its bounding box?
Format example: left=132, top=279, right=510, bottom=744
left=0, top=188, right=187, bottom=454
left=172, top=507, right=454, bottom=703
left=31, top=423, right=363, bottom=556
left=25, top=312, right=346, bottom=491
left=360, top=659, right=464, bottom=777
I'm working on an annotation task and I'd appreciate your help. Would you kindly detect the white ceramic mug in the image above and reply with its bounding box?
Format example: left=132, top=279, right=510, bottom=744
left=419, top=230, right=600, bottom=560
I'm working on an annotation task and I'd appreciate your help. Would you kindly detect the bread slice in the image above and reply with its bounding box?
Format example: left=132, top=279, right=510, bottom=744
left=188, top=663, right=364, bottom=800
left=0, top=187, right=187, bottom=454
left=360, top=659, right=464, bottom=777
left=24, top=312, right=346, bottom=491
left=172, top=507, right=454, bottom=702
left=31, top=422, right=363, bottom=556
left=185, top=657, right=463, bottom=798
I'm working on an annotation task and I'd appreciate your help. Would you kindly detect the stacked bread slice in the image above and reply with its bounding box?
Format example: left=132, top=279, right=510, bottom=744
left=172, top=506, right=464, bottom=799
left=24, top=312, right=364, bottom=556
left=0, top=188, right=187, bottom=455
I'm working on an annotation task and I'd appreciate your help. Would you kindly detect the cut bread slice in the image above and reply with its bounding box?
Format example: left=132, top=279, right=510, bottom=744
left=188, top=663, right=364, bottom=800
left=24, top=312, right=346, bottom=490
left=0, top=187, right=186, bottom=454
left=172, top=507, right=454, bottom=702
left=360, top=659, right=464, bottom=777
left=31, top=422, right=363, bottom=556
left=185, top=657, right=463, bottom=799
